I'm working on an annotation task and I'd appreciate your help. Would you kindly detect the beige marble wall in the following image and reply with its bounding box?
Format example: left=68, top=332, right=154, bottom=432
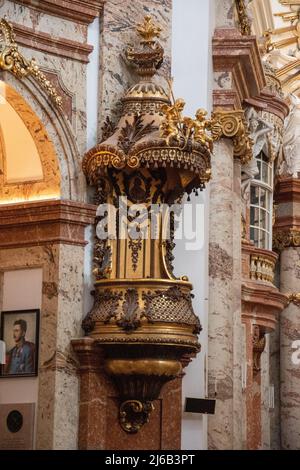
left=0, top=243, right=86, bottom=449
left=215, top=0, right=236, bottom=28
left=280, top=247, right=300, bottom=450
left=208, top=139, right=244, bottom=449
left=99, top=0, right=172, bottom=132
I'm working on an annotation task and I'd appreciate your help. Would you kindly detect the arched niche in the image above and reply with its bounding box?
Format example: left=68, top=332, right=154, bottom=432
left=0, top=72, right=86, bottom=203
left=0, top=82, right=60, bottom=203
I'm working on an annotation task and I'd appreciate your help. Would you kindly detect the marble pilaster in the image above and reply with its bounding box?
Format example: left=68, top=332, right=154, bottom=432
left=280, top=248, right=300, bottom=450
left=208, top=139, right=244, bottom=449
left=0, top=201, right=94, bottom=449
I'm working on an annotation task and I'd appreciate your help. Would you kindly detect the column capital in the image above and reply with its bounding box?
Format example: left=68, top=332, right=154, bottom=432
left=211, top=109, right=253, bottom=163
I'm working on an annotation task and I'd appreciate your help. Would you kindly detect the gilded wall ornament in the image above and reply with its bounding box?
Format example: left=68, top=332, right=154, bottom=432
left=288, top=293, right=300, bottom=307
left=235, top=0, right=252, bottom=36
left=128, top=238, right=143, bottom=272
left=210, top=109, right=253, bottom=163
left=119, top=400, right=154, bottom=434
left=0, top=18, right=62, bottom=107
left=273, top=229, right=300, bottom=250
left=252, top=325, right=266, bottom=373
left=93, top=240, right=112, bottom=280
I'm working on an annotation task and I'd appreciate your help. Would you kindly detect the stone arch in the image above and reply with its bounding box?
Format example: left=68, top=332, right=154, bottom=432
left=0, top=71, right=86, bottom=202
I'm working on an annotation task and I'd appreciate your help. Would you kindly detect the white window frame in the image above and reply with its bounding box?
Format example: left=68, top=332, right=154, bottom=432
left=250, top=152, right=273, bottom=250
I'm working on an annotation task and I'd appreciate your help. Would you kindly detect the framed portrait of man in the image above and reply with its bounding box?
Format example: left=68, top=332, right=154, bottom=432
left=0, top=309, right=39, bottom=378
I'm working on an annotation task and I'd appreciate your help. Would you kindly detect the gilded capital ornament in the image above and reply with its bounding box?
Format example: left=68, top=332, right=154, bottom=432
left=288, top=293, right=300, bottom=307
left=273, top=229, right=300, bottom=251
left=0, top=18, right=62, bottom=107
left=210, top=109, right=253, bottom=163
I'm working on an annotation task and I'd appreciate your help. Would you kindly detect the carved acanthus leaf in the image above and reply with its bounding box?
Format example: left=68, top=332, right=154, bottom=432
left=118, top=114, right=158, bottom=153
left=210, top=109, right=253, bottom=163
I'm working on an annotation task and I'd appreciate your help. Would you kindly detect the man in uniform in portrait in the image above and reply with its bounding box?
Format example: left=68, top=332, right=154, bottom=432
left=5, top=319, right=35, bottom=375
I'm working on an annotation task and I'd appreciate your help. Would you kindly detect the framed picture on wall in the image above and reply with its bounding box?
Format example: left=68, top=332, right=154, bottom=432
left=0, top=309, right=39, bottom=378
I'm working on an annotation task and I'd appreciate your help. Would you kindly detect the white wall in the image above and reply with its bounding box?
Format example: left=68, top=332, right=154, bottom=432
left=172, top=0, right=215, bottom=450
left=0, top=268, right=42, bottom=448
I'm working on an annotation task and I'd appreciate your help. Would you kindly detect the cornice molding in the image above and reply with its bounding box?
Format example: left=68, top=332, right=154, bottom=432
left=213, top=28, right=266, bottom=110
left=12, top=22, right=93, bottom=64
left=14, top=0, right=105, bottom=25
left=242, top=281, right=288, bottom=332
left=244, top=89, right=289, bottom=122
left=0, top=200, right=96, bottom=248
left=274, top=177, right=300, bottom=204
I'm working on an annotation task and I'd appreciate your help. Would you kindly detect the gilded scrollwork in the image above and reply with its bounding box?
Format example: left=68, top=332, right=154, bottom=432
left=210, top=109, right=253, bottom=163
left=288, top=293, right=300, bottom=307
left=128, top=238, right=143, bottom=272
left=252, top=325, right=266, bottom=373
left=0, top=18, right=62, bottom=107
left=273, top=229, right=300, bottom=251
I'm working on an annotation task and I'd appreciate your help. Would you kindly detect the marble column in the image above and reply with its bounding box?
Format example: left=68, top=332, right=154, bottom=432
left=280, top=248, right=300, bottom=450
left=208, top=139, right=244, bottom=449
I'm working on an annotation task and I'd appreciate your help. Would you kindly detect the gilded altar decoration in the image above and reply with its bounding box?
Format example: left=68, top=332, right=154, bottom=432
left=235, top=0, right=252, bottom=36
left=80, top=16, right=212, bottom=433
left=0, top=18, right=62, bottom=107
left=210, top=109, right=253, bottom=163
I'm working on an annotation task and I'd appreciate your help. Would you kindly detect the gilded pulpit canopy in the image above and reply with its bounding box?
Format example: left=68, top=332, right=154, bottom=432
left=80, top=15, right=213, bottom=434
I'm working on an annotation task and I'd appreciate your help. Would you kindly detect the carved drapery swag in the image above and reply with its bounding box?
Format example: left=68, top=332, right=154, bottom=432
left=0, top=18, right=62, bottom=107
